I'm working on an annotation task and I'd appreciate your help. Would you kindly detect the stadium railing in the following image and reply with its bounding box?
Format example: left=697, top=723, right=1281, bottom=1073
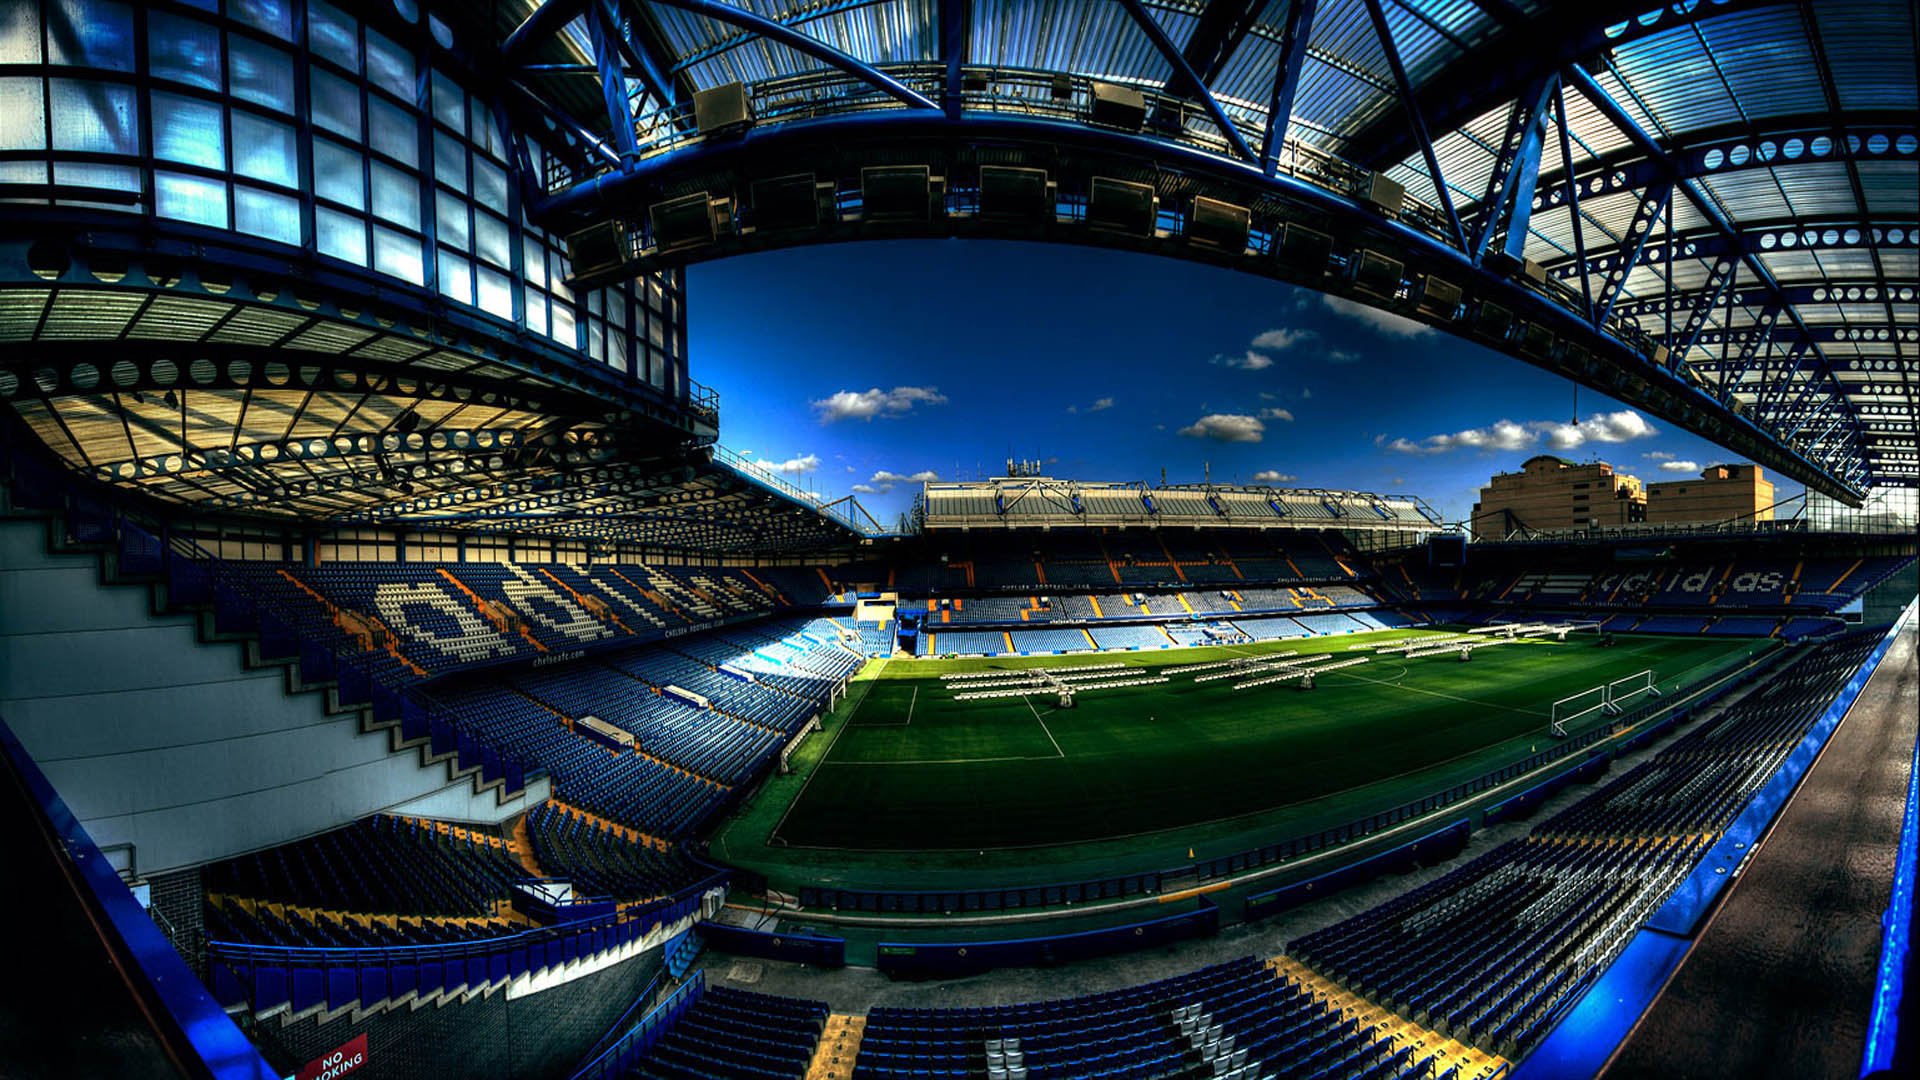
left=206, top=875, right=723, bottom=1017
left=873, top=897, right=1221, bottom=978
left=569, top=972, right=705, bottom=1080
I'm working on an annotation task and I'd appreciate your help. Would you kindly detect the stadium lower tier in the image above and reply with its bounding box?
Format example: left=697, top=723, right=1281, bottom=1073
left=611, top=629, right=1883, bottom=1080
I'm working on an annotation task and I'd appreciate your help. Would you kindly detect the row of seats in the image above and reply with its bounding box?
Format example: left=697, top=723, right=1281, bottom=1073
left=203, top=815, right=524, bottom=919
left=524, top=803, right=706, bottom=902
left=633, top=987, right=829, bottom=1080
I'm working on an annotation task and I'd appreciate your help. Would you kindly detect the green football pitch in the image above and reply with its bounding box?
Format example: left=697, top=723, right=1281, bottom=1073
left=715, top=628, right=1771, bottom=892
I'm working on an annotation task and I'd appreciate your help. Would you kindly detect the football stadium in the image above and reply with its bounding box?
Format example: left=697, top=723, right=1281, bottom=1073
left=0, top=1, right=1917, bottom=1079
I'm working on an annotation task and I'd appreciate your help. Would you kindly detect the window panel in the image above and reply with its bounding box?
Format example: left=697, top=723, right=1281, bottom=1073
left=234, top=186, right=300, bottom=245
left=367, top=97, right=416, bottom=166
left=310, top=68, right=360, bottom=138
left=550, top=302, right=576, bottom=347
left=0, top=1, right=41, bottom=63
left=430, top=69, right=463, bottom=132
left=433, top=131, right=466, bottom=193
left=231, top=111, right=295, bottom=187
left=229, top=0, right=294, bottom=41
left=372, top=225, right=423, bottom=284
left=313, top=138, right=365, bottom=209
left=148, top=12, right=221, bottom=90
left=435, top=190, right=469, bottom=249
left=47, top=0, right=133, bottom=71
left=364, top=28, right=413, bottom=102
left=0, top=79, right=46, bottom=151
left=524, top=291, right=546, bottom=335
left=521, top=236, right=545, bottom=287
left=317, top=206, right=366, bottom=264
left=307, top=0, right=358, bottom=73
left=49, top=79, right=138, bottom=154
left=53, top=160, right=138, bottom=193
left=228, top=35, right=293, bottom=113
left=476, top=266, right=512, bottom=320
left=471, top=156, right=507, bottom=209
left=152, top=92, right=225, bottom=169
left=470, top=96, right=501, bottom=158
left=436, top=250, right=471, bottom=304
left=155, top=171, right=227, bottom=228
left=369, top=161, right=418, bottom=226
left=474, top=211, right=509, bottom=268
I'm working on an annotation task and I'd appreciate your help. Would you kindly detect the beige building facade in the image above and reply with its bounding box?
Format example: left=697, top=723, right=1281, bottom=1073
left=1473, top=456, right=1775, bottom=538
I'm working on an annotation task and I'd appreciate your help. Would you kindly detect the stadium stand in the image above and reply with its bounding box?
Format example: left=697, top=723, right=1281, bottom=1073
left=630, top=986, right=829, bottom=1080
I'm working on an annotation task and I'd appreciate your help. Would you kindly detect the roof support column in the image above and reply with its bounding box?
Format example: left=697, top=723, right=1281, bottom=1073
left=1361, top=0, right=1466, bottom=251
left=1260, top=0, right=1317, bottom=177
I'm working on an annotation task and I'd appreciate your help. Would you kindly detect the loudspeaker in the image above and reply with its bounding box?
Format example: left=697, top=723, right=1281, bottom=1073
left=1488, top=250, right=1548, bottom=285
left=649, top=193, right=717, bottom=249
left=1415, top=275, right=1462, bottom=319
left=1519, top=322, right=1556, bottom=359
left=751, top=173, right=821, bottom=231
left=1086, top=176, right=1156, bottom=235
left=861, top=165, right=932, bottom=222
left=1050, top=73, right=1074, bottom=100
left=694, top=82, right=752, bottom=134
left=1351, top=249, right=1404, bottom=296
left=1649, top=343, right=1670, bottom=367
left=1275, top=223, right=1332, bottom=273
left=979, top=166, right=1052, bottom=221
left=1089, top=81, right=1146, bottom=131
left=1360, top=172, right=1404, bottom=215
left=564, top=221, right=630, bottom=280
left=963, top=71, right=989, bottom=93
left=1188, top=196, right=1250, bottom=251
left=1474, top=300, right=1515, bottom=341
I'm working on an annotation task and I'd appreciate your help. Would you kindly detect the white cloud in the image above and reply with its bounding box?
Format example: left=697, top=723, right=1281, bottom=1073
left=1659, top=460, right=1701, bottom=473
left=1379, top=411, right=1658, bottom=456
left=1320, top=294, right=1433, bottom=339
left=1325, top=349, right=1361, bottom=364
left=1259, top=407, right=1295, bottom=422
left=812, top=385, right=948, bottom=423
left=1251, top=328, right=1315, bottom=351
left=1179, top=413, right=1266, bottom=443
left=741, top=452, right=820, bottom=476
left=1088, top=396, right=1114, bottom=412
left=1301, top=387, right=1313, bottom=399
left=1539, top=410, right=1659, bottom=450
left=1644, top=450, right=1676, bottom=461
left=1212, top=350, right=1274, bottom=371
left=1251, top=469, right=1296, bottom=483
left=850, top=468, right=940, bottom=496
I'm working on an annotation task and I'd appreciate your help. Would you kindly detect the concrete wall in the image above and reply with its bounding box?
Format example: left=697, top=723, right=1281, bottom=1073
left=0, top=518, right=538, bottom=876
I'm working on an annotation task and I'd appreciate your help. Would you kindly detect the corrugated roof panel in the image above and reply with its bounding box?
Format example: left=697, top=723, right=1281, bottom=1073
left=1814, top=0, right=1920, bottom=111
left=1765, top=161, right=1863, bottom=216
left=1692, top=6, right=1826, bottom=120
left=1605, top=32, right=1742, bottom=135
left=1696, top=170, right=1793, bottom=221
left=1857, top=160, right=1920, bottom=216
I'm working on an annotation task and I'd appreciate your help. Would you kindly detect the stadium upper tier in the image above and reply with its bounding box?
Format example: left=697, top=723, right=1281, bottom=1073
left=918, top=478, right=1440, bottom=531
left=467, top=0, right=1919, bottom=503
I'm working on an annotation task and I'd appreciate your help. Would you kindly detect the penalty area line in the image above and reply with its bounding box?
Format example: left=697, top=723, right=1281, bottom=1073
left=1026, top=697, right=1067, bottom=759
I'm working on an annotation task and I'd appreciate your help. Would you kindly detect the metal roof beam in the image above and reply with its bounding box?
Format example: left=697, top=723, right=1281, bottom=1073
left=1470, top=71, right=1559, bottom=266
left=1341, top=0, right=1789, bottom=169
left=940, top=0, right=969, bottom=120
left=1117, top=0, right=1257, bottom=163
left=502, top=0, right=591, bottom=64
left=1360, top=0, right=1466, bottom=251
left=1173, top=0, right=1267, bottom=90
left=644, top=0, right=938, bottom=112
left=1260, top=0, right=1317, bottom=178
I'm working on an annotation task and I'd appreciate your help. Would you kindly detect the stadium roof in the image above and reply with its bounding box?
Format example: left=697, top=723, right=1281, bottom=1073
left=497, top=0, right=1917, bottom=498
left=918, top=477, right=1441, bottom=530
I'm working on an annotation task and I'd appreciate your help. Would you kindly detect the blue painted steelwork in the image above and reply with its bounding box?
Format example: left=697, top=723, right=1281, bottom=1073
left=1470, top=72, right=1558, bottom=266
left=1863, top=617, right=1918, bottom=1075
left=0, top=717, right=279, bottom=1080
left=1115, top=0, right=1255, bottom=164
left=647, top=0, right=938, bottom=112
left=503, top=0, right=592, bottom=63
left=587, top=2, right=643, bottom=166
left=1260, top=0, right=1317, bottom=179
left=1359, top=0, right=1466, bottom=252
left=1592, top=181, right=1673, bottom=329
left=1513, top=606, right=1914, bottom=1080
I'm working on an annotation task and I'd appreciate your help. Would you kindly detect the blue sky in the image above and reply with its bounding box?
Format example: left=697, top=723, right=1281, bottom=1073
left=688, top=240, right=1791, bottom=525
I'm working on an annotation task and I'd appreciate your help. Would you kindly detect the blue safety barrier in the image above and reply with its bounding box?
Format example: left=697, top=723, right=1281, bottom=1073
left=696, top=922, right=846, bottom=968
left=875, top=898, right=1218, bottom=978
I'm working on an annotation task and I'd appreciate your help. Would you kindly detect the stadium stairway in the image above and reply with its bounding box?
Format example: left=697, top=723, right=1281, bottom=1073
left=0, top=472, right=545, bottom=878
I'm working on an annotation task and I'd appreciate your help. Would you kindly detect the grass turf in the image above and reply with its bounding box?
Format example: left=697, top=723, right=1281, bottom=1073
left=715, top=628, right=1770, bottom=892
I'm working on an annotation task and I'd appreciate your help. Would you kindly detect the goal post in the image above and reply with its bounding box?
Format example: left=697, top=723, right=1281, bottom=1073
left=1605, top=670, right=1660, bottom=714
left=1549, top=685, right=1608, bottom=737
